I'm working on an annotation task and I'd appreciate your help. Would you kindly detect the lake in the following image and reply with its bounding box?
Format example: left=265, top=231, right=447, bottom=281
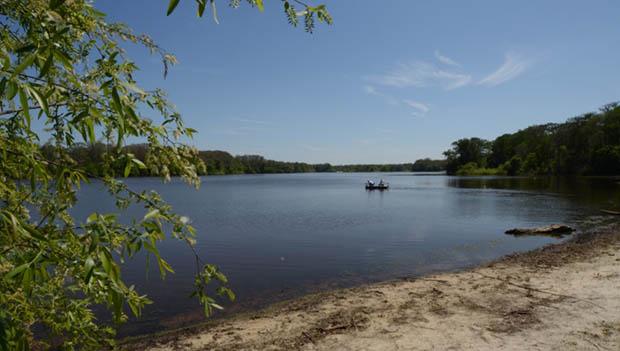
left=72, top=173, right=620, bottom=336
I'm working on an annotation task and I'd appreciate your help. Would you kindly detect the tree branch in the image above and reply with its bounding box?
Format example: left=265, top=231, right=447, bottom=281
left=0, top=103, right=67, bottom=117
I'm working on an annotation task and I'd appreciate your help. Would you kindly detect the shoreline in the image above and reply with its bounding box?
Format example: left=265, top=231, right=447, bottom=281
left=125, top=223, right=620, bottom=350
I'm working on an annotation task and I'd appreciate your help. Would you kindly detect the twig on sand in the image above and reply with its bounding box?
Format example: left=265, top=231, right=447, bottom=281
left=420, top=278, right=451, bottom=285
left=583, top=337, right=612, bottom=351
left=351, top=317, right=358, bottom=331
left=401, top=276, right=451, bottom=284
left=411, top=324, right=436, bottom=331
left=319, top=324, right=350, bottom=332
left=475, top=272, right=605, bottom=309
left=302, top=331, right=316, bottom=345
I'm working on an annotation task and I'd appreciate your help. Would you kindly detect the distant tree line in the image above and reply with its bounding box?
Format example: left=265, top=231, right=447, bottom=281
left=444, top=102, right=620, bottom=175
left=199, top=152, right=318, bottom=174
left=195, top=152, right=446, bottom=174
left=332, top=159, right=447, bottom=173
left=40, top=144, right=447, bottom=176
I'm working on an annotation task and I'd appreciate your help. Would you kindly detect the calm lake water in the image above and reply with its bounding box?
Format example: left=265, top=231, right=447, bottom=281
left=72, top=173, right=620, bottom=335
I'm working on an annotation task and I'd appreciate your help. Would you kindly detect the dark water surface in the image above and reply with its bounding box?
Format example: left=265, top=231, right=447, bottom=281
left=72, top=173, right=620, bottom=335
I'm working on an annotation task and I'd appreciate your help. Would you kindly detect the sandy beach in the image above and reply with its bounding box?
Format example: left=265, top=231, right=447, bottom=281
left=127, top=223, right=620, bottom=351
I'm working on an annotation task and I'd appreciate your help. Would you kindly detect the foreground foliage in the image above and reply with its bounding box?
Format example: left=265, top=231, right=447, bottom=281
left=167, top=0, right=333, bottom=33
left=0, top=0, right=331, bottom=349
left=444, top=103, right=620, bottom=176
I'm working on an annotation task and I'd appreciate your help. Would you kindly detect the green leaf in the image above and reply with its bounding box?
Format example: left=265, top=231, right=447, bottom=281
left=124, top=159, right=132, bottom=177
left=111, top=87, right=123, bottom=115
left=217, top=286, right=236, bottom=301
left=284, top=2, right=298, bottom=27
left=49, top=0, right=66, bottom=10
left=131, top=158, right=146, bottom=169
left=157, top=257, right=174, bottom=277
left=18, top=87, right=31, bottom=129
left=100, top=79, right=113, bottom=91
left=22, top=267, right=33, bottom=293
left=71, top=110, right=89, bottom=124
left=166, top=0, right=180, bottom=15
left=5, top=263, right=29, bottom=280
left=15, top=44, right=36, bottom=54
left=0, top=78, right=7, bottom=97
left=99, top=251, right=112, bottom=276
left=0, top=315, right=9, bottom=351
left=255, top=0, right=264, bottom=12
left=52, top=49, right=72, bottom=70
left=111, top=291, right=123, bottom=319
left=86, top=213, right=98, bottom=223
left=84, top=257, right=95, bottom=283
left=197, top=0, right=206, bottom=17
left=143, top=209, right=159, bottom=220
left=124, top=105, right=139, bottom=121
left=25, top=86, right=49, bottom=116
left=122, top=81, right=145, bottom=95
left=85, top=118, right=96, bottom=144
left=6, top=81, right=17, bottom=100
left=304, top=10, right=314, bottom=33
left=88, top=234, right=99, bottom=254
left=127, top=300, right=140, bottom=317
left=6, top=212, right=24, bottom=237
left=210, top=302, right=224, bottom=310
left=185, top=127, right=197, bottom=137
left=38, top=51, right=54, bottom=78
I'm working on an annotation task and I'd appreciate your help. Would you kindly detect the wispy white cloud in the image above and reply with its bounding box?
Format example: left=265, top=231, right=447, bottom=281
left=434, top=50, right=460, bottom=67
left=364, top=85, right=431, bottom=115
left=363, top=85, right=399, bottom=105
left=402, top=99, right=430, bottom=113
left=478, top=53, right=533, bottom=87
left=363, top=85, right=377, bottom=95
left=364, top=85, right=430, bottom=115
left=368, top=51, right=533, bottom=92
left=367, top=61, right=472, bottom=91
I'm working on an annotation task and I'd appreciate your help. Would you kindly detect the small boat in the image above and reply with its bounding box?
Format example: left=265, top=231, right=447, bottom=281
left=365, top=180, right=389, bottom=190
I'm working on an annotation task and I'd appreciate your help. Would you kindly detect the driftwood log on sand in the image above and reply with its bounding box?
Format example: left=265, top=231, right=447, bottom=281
left=505, top=224, right=574, bottom=237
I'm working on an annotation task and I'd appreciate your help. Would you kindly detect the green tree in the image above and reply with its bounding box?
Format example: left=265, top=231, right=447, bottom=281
left=0, top=0, right=331, bottom=349
left=443, top=138, right=491, bottom=174
left=443, top=103, right=620, bottom=176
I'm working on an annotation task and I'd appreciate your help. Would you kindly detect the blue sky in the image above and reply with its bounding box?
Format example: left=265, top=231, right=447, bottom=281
left=96, top=0, right=620, bottom=164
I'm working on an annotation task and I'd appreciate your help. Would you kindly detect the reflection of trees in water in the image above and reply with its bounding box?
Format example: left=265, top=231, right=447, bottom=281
left=444, top=176, right=620, bottom=209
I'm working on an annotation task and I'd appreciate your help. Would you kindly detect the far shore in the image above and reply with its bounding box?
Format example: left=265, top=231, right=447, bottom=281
left=124, top=221, right=620, bottom=351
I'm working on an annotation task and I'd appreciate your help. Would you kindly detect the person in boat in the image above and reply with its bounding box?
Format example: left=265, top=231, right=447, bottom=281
left=367, top=180, right=375, bottom=186
left=379, top=179, right=385, bottom=186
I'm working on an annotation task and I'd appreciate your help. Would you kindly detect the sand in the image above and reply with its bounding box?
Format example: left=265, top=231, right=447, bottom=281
left=127, top=223, right=620, bottom=351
